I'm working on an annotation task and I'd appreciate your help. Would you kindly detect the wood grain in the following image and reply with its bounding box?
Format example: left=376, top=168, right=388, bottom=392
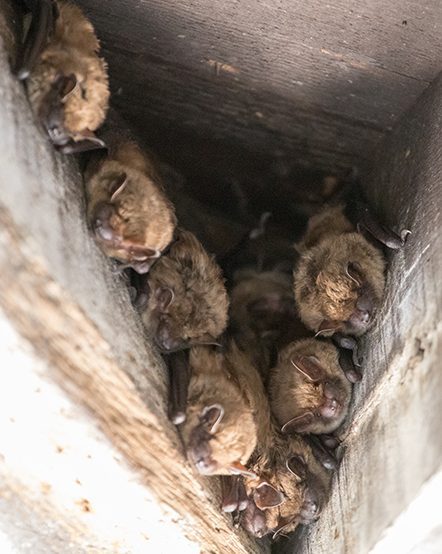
left=76, top=0, right=442, bottom=171
left=0, top=35, right=265, bottom=553
left=278, top=70, right=442, bottom=554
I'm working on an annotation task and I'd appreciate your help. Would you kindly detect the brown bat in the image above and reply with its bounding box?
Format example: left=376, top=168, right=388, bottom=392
left=179, top=342, right=268, bottom=476
left=269, top=338, right=352, bottom=435
left=294, top=204, right=387, bottom=339
left=229, top=268, right=309, bottom=379
left=85, top=137, right=177, bottom=274
left=240, top=428, right=331, bottom=539
left=16, top=0, right=109, bottom=153
left=140, top=228, right=229, bottom=352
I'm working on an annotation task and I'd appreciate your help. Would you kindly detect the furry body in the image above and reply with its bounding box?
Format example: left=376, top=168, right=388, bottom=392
left=294, top=205, right=386, bottom=336
left=141, top=229, right=228, bottom=351
left=25, top=1, right=109, bottom=149
left=85, top=138, right=176, bottom=272
left=270, top=338, right=352, bottom=435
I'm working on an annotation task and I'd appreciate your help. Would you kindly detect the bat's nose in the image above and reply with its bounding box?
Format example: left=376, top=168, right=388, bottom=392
left=320, top=382, right=342, bottom=419
left=92, top=202, right=118, bottom=243
left=347, top=307, right=371, bottom=333
left=156, top=324, right=185, bottom=352
left=245, top=503, right=268, bottom=538
left=300, top=483, right=322, bottom=522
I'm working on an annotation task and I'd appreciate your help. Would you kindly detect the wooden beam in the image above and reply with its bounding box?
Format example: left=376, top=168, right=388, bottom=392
left=278, top=72, right=442, bottom=554
left=76, top=0, right=442, bottom=171
left=0, top=26, right=265, bottom=554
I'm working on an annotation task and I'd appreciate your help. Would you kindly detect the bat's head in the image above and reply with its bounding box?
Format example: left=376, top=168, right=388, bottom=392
left=230, top=270, right=307, bottom=351
left=86, top=160, right=176, bottom=273
left=270, top=340, right=352, bottom=435
left=294, top=233, right=385, bottom=337
left=242, top=442, right=328, bottom=539
left=144, top=230, right=229, bottom=352
left=182, top=403, right=257, bottom=476
left=33, top=66, right=109, bottom=151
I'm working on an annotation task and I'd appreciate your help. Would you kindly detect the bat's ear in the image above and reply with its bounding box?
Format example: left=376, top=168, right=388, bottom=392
left=254, top=482, right=285, bottom=510
left=290, top=355, right=323, bottom=382
left=286, top=455, right=307, bottom=481
left=110, top=172, right=128, bottom=202
left=60, top=74, right=78, bottom=99
left=315, top=319, right=341, bottom=337
left=281, top=412, right=315, bottom=434
left=156, top=287, right=174, bottom=311
left=272, top=517, right=297, bottom=541
left=345, top=261, right=363, bottom=286
left=201, top=403, right=224, bottom=433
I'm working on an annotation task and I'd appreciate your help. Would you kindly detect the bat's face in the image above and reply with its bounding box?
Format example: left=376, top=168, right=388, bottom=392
left=23, top=0, right=110, bottom=152
left=294, top=234, right=386, bottom=337
left=86, top=161, right=176, bottom=273
left=242, top=449, right=325, bottom=539
left=181, top=402, right=257, bottom=476
left=271, top=343, right=352, bottom=435
left=143, top=231, right=229, bottom=351
left=145, top=285, right=227, bottom=353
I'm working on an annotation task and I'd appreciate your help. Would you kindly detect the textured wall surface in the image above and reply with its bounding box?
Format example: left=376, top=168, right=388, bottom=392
left=279, top=72, right=442, bottom=554
left=76, top=0, right=442, bottom=172
left=0, top=1, right=441, bottom=552
left=0, top=18, right=265, bottom=554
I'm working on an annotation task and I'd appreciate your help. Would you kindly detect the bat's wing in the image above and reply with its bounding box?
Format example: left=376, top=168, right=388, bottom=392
left=17, top=0, right=57, bottom=80
left=166, top=350, right=190, bottom=425
left=354, top=200, right=410, bottom=249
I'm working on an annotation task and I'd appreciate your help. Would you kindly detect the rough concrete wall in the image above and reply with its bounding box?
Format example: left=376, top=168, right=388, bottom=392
left=279, top=73, right=442, bottom=554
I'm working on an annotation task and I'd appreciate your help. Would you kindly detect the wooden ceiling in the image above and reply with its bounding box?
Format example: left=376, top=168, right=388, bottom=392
left=76, top=0, right=442, bottom=177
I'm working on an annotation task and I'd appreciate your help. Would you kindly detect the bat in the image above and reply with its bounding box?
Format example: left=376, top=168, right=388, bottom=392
left=229, top=268, right=309, bottom=379
left=179, top=342, right=268, bottom=476
left=85, top=136, right=177, bottom=274
left=139, top=228, right=229, bottom=352
left=269, top=338, right=352, bottom=435
left=240, top=429, right=331, bottom=539
left=294, top=204, right=387, bottom=339
left=16, top=0, right=109, bottom=153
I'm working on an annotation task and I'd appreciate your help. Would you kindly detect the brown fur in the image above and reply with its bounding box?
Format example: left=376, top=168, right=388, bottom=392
left=27, top=1, right=109, bottom=139
left=85, top=139, right=177, bottom=265
left=142, top=229, right=229, bottom=351
left=270, top=338, right=352, bottom=435
left=242, top=427, right=331, bottom=538
left=296, top=204, right=354, bottom=251
left=180, top=342, right=269, bottom=475
left=294, top=207, right=386, bottom=336
left=229, top=269, right=309, bottom=377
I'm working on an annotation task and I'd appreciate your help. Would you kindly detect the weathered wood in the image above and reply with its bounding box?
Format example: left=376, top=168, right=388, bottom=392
left=76, top=0, right=442, bottom=172
left=0, top=33, right=266, bottom=554
left=278, top=72, right=442, bottom=554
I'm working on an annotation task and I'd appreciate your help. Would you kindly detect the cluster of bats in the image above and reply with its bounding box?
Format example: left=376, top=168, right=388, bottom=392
left=13, top=0, right=411, bottom=542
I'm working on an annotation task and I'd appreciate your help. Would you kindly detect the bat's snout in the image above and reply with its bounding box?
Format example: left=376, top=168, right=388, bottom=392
left=242, top=501, right=269, bottom=538
left=156, top=323, right=186, bottom=352
left=319, top=382, right=343, bottom=419
left=300, top=486, right=321, bottom=523
left=347, top=307, right=371, bottom=334
left=92, top=202, right=120, bottom=243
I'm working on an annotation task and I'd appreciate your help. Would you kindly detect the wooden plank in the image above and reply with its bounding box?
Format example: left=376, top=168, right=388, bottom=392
left=76, top=0, right=442, bottom=170
left=278, top=70, right=442, bottom=554
left=0, top=29, right=266, bottom=554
